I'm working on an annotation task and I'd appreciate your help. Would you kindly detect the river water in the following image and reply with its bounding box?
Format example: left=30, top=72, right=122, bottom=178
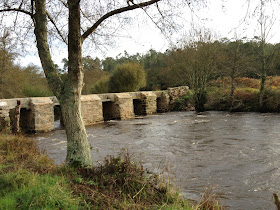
left=34, top=111, right=280, bottom=209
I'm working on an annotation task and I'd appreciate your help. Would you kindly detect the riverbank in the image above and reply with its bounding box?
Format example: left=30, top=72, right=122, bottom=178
left=204, top=77, right=280, bottom=112
left=0, top=133, right=222, bottom=209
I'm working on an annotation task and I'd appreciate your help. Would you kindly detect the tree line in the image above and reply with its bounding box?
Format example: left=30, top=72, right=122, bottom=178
left=90, top=37, right=280, bottom=112
left=2, top=36, right=280, bottom=112
left=0, top=34, right=52, bottom=99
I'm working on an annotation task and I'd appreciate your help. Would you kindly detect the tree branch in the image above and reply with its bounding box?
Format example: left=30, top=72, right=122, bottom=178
left=46, top=11, right=67, bottom=44
left=0, top=8, right=33, bottom=17
left=58, top=0, right=68, bottom=8
left=34, top=0, right=63, bottom=97
left=81, top=0, right=161, bottom=42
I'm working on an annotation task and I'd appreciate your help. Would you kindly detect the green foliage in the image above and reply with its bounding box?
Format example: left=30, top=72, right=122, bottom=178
left=206, top=86, right=260, bottom=112
left=23, top=86, right=53, bottom=97
left=173, top=93, right=192, bottom=111
left=62, top=56, right=108, bottom=95
left=108, top=62, right=146, bottom=93
left=0, top=33, right=53, bottom=98
left=91, top=77, right=109, bottom=94
left=82, top=68, right=108, bottom=95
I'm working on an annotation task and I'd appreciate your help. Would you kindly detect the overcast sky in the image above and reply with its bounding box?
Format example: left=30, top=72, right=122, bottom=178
left=17, top=0, right=280, bottom=68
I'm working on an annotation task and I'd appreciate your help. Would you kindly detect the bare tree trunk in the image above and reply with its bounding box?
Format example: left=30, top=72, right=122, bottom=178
left=229, top=73, right=236, bottom=111
left=259, top=72, right=266, bottom=111
left=34, top=0, right=92, bottom=168
left=61, top=0, right=92, bottom=167
left=60, top=94, right=92, bottom=167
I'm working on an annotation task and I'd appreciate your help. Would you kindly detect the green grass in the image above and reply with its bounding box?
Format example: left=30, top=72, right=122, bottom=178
left=0, top=133, right=223, bottom=209
left=0, top=170, right=81, bottom=209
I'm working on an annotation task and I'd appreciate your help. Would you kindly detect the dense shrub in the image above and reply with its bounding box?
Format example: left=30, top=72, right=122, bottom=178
left=262, top=88, right=280, bottom=112
left=108, top=62, right=146, bottom=93
left=205, top=87, right=231, bottom=111
left=206, top=87, right=260, bottom=112
left=23, top=87, right=53, bottom=97
left=233, top=88, right=259, bottom=111
left=91, top=77, right=109, bottom=94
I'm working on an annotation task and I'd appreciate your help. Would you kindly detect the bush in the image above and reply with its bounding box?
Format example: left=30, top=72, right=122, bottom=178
left=266, top=76, right=280, bottom=88
left=91, top=77, right=109, bottom=94
left=205, top=87, right=230, bottom=111
left=108, top=62, right=146, bottom=93
left=261, top=88, right=280, bottom=112
left=206, top=87, right=260, bottom=112
left=0, top=134, right=82, bottom=209
left=23, top=87, right=53, bottom=97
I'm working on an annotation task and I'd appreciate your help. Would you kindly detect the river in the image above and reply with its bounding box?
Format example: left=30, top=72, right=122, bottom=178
left=34, top=111, right=280, bottom=209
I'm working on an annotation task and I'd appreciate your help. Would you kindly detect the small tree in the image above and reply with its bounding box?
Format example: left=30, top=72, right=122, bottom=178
left=219, top=37, right=253, bottom=110
left=109, top=62, right=146, bottom=92
left=254, top=0, right=278, bottom=111
left=169, top=30, right=219, bottom=111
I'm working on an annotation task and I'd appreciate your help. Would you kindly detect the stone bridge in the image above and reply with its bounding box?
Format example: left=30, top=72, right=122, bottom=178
left=0, top=86, right=189, bottom=133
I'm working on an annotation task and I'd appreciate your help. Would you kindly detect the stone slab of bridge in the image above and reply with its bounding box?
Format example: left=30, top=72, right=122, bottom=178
left=0, top=86, right=189, bottom=133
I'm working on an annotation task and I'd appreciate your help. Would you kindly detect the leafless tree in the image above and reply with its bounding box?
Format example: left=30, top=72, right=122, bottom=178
left=0, top=0, right=198, bottom=168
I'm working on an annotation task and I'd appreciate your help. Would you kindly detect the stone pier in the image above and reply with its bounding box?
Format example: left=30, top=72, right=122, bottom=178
left=26, top=98, right=55, bottom=132
left=156, top=92, right=170, bottom=113
left=113, top=93, right=134, bottom=120
left=81, top=95, right=103, bottom=125
left=0, top=101, right=10, bottom=130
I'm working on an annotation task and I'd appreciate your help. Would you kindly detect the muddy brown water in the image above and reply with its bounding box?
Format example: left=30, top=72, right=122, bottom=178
left=34, top=111, right=280, bottom=209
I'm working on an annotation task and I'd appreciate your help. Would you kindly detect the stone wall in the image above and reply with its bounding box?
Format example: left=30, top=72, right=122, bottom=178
left=0, top=102, right=10, bottom=131
left=167, top=86, right=190, bottom=110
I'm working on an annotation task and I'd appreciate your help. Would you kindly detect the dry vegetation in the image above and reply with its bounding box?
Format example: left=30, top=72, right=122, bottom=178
left=206, top=77, right=280, bottom=112
left=0, top=133, right=223, bottom=209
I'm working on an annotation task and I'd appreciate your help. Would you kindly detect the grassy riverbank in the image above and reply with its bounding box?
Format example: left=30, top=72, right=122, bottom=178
left=205, top=77, right=280, bottom=112
left=0, top=134, right=222, bottom=209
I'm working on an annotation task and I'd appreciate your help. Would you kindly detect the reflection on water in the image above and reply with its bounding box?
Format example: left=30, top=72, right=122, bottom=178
left=34, top=111, right=280, bottom=210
